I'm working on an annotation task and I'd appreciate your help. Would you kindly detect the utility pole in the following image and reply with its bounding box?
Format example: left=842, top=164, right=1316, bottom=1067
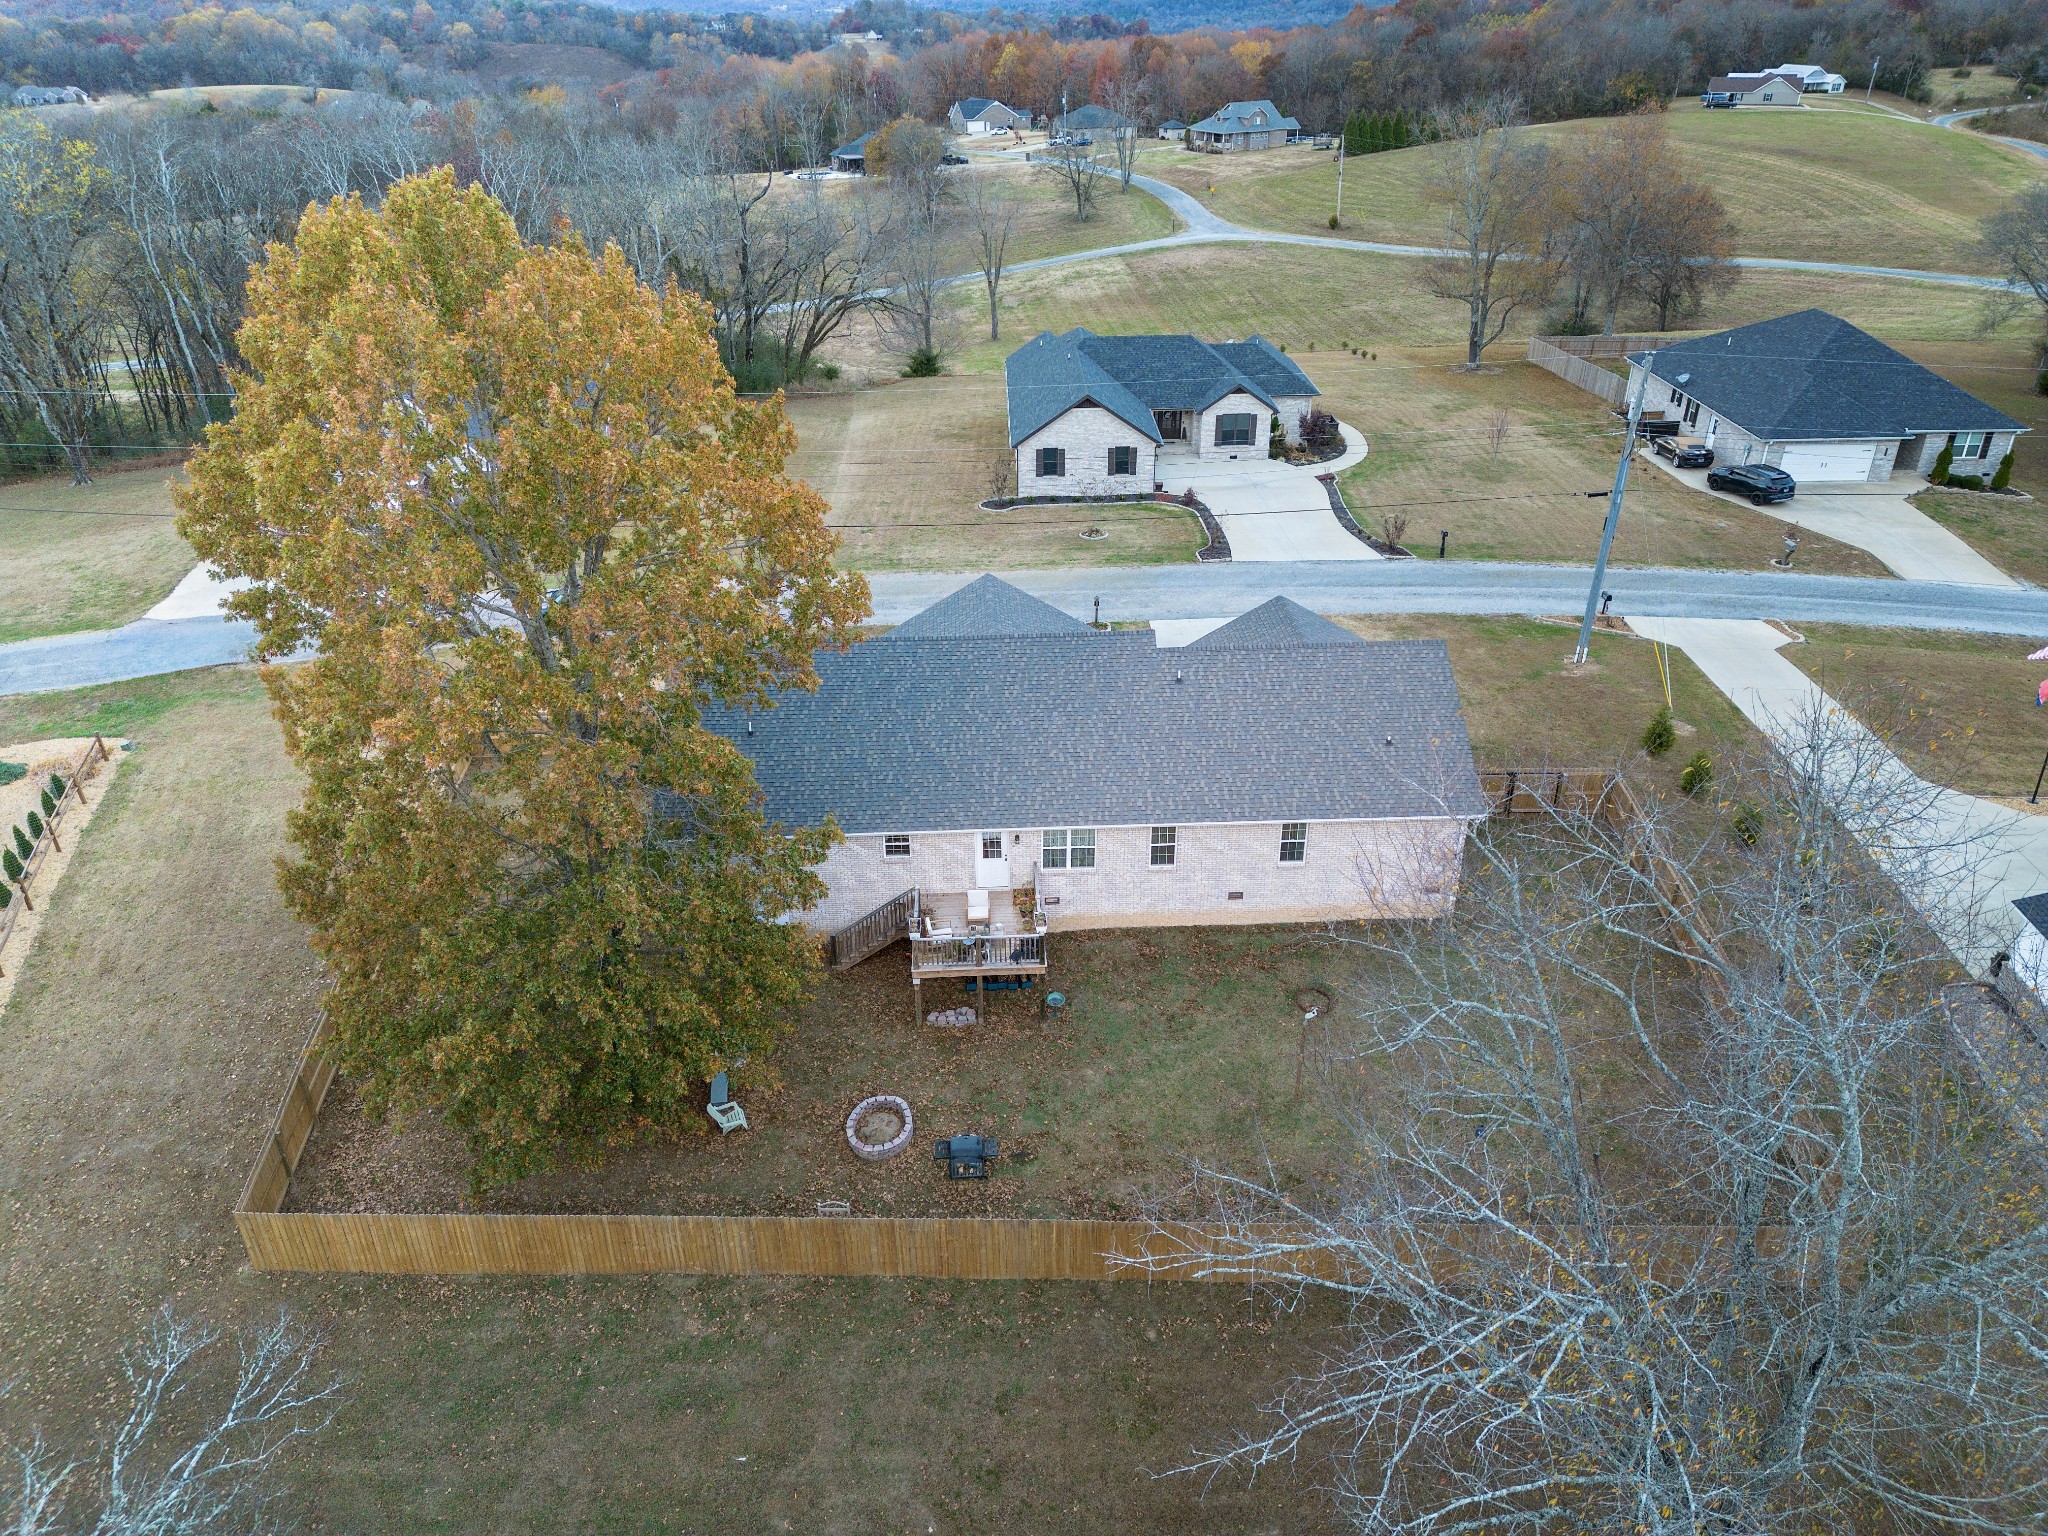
left=1573, top=351, right=1652, bottom=666
left=1335, top=134, right=1346, bottom=225
left=1866, top=56, right=1881, bottom=103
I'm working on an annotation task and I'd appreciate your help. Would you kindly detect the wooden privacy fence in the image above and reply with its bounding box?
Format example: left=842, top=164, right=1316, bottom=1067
left=1526, top=338, right=1628, bottom=406
left=0, top=735, right=110, bottom=977
left=239, top=771, right=1667, bottom=1279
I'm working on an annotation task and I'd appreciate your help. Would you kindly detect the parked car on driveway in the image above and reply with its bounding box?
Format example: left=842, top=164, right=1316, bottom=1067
left=1707, top=462, right=1796, bottom=504
left=1651, top=436, right=1715, bottom=469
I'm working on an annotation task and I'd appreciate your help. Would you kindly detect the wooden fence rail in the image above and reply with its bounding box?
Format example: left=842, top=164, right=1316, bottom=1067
left=0, top=735, right=110, bottom=977
left=239, top=771, right=1662, bottom=1278
left=1526, top=338, right=1629, bottom=406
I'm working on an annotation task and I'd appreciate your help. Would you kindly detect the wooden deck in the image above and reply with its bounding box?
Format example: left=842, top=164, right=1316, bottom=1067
left=909, top=888, right=1048, bottom=979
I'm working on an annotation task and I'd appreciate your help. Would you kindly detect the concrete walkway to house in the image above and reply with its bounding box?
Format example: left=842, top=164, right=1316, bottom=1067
left=1626, top=614, right=2048, bottom=971
left=1638, top=453, right=2020, bottom=587
left=1155, top=422, right=1376, bottom=561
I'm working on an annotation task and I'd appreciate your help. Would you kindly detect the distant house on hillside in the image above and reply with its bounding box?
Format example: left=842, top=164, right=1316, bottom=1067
left=1159, top=118, right=1186, bottom=141
left=1006, top=328, right=1319, bottom=496
left=1771, top=62, right=1848, bottom=92
left=694, top=575, right=1488, bottom=994
left=1185, top=98, right=1298, bottom=151
left=1701, top=73, right=1806, bottom=107
left=830, top=130, right=875, bottom=174
left=1055, top=102, right=1135, bottom=138
left=948, top=97, right=1027, bottom=135
left=833, top=30, right=882, bottom=49
left=1626, top=309, right=2028, bottom=484
left=12, top=85, right=88, bottom=107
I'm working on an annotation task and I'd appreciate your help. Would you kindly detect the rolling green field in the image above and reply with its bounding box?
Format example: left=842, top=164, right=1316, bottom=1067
left=1140, top=105, right=2047, bottom=274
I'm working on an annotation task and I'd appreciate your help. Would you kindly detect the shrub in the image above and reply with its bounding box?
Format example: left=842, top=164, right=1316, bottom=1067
left=1931, top=444, right=1953, bottom=485
left=902, top=347, right=942, bottom=378
left=1328, top=214, right=1341, bottom=229
left=1680, top=752, right=1714, bottom=795
left=3, top=846, right=22, bottom=882
left=1992, top=451, right=2014, bottom=491
left=1642, top=706, right=1677, bottom=757
left=1299, top=409, right=1342, bottom=449
left=1949, top=473, right=1984, bottom=491
left=0, top=762, right=24, bottom=788
left=47, top=773, right=63, bottom=799
left=1732, top=802, right=1762, bottom=846
left=40, top=788, right=56, bottom=817
left=0, top=882, right=9, bottom=908
left=2037, top=363, right=2047, bottom=397
left=10, top=825, right=30, bottom=861
left=25, top=811, right=43, bottom=841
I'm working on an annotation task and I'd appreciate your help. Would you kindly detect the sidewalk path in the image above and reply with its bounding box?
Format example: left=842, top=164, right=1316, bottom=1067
left=1638, top=455, right=2021, bottom=587
left=1626, top=615, right=2048, bottom=970
left=1157, top=423, right=1376, bottom=561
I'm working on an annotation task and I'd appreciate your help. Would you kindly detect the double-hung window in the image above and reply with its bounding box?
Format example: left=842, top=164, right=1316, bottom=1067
left=1108, top=445, right=1137, bottom=476
left=1036, top=446, right=1067, bottom=477
left=1214, top=413, right=1255, bottom=448
left=1150, top=826, right=1177, bottom=867
left=1950, top=431, right=1990, bottom=461
left=1279, top=823, right=1307, bottom=863
left=1041, top=828, right=1097, bottom=869
left=883, top=834, right=910, bottom=860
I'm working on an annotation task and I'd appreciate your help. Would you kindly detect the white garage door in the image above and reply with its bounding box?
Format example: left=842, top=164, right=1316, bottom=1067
left=1776, top=444, right=1876, bottom=483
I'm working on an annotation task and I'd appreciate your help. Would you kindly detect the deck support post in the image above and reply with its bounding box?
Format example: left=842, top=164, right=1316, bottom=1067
left=911, top=974, right=921, bottom=1026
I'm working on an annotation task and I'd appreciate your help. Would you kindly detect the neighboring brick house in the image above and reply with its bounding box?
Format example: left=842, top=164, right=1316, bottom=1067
left=695, top=577, right=1488, bottom=996
left=949, top=97, right=1027, bottom=135
left=1185, top=99, right=1299, bottom=151
left=1005, top=328, right=1319, bottom=496
left=1626, top=310, right=2027, bottom=485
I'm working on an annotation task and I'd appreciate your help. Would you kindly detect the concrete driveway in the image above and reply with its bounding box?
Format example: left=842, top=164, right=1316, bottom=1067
left=1638, top=452, right=2019, bottom=587
left=1155, top=422, right=1378, bottom=561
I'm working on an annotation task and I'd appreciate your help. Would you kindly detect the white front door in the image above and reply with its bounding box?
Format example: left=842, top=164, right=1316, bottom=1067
left=974, top=831, right=1011, bottom=889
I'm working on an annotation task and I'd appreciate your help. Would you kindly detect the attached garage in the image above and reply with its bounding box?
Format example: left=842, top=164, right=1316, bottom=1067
left=1776, top=444, right=1877, bottom=483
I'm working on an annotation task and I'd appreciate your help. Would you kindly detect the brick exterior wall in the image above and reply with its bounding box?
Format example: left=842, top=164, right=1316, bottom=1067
left=1630, top=364, right=2018, bottom=484
left=1274, top=393, right=1316, bottom=443
left=1015, top=405, right=1160, bottom=495
left=1196, top=389, right=1271, bottom=462
left=799, top=818, right=1471, bottom=934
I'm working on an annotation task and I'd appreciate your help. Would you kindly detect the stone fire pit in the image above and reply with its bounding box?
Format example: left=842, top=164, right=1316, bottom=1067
left=846, top=1094, right=914, bottom=1161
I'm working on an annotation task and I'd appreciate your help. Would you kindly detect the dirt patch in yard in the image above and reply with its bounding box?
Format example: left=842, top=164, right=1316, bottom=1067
left=0, top=737, right=124, bottom=1017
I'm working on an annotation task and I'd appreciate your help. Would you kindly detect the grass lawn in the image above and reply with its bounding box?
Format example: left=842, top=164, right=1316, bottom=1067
left=0, top=467, right=196, bottom=642
left=1904, top=339, right=2048, bottom=580
left=783, top=376, right=1205, bottom=570
left=986, top=162, right=1177, bottom=265
left=1933, top=68, right=2033, bottom=112
left=1138, top=106, right=2048, bottom=274
left=1786, top=623, right=2048, bottom=800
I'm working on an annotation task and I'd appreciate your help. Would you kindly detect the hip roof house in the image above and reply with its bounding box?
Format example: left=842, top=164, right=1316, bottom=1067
left=1005, top=328, right=1319, bottom=495
left=691, top=576, right=1487, bottom=995
left=1701, top=73, right=1806, bottom=106
left=1627, top=310, right=2027, bottom=485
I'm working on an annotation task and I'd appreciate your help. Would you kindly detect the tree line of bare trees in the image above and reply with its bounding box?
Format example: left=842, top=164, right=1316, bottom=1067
left=0, top=90, right=1031, bottom=481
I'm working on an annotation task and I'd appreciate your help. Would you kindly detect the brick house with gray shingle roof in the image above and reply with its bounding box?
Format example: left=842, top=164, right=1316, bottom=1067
left=1626, top=310, right=2028, bottom=484
left=691, top=577, right=1486, bottom=989
left=1006, top=328, right=1320, bottom=496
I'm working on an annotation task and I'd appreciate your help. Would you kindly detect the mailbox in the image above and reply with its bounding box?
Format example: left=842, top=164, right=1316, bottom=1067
left=934, top=1133, right=999, bottom=1179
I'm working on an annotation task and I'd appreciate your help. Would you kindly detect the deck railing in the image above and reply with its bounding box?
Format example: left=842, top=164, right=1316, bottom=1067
left=825, top=887, right=916, bottom=971
left=910, top=930, right=1047, bottom=973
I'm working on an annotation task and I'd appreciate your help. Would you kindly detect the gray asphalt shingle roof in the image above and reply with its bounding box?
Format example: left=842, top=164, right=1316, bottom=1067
left=1004, top=329, right=1318, bottom=448
left=1187, top=99, right=1300, bottom=136
left=1186, top=596, right=1362, bottom=650
left=699, top=578, right=1486, bottom=834
left=1632, top=310, right=2027, bottom=442
left=2015, top=892, right=2048, bottom=940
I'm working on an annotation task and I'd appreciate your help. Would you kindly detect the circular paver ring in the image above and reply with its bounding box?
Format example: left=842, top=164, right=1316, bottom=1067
left=846, top=1094, right=914, bottom=1161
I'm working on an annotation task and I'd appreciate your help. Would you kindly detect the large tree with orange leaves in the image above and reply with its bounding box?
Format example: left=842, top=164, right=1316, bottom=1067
left=178, top=170, right=869, bottom=1189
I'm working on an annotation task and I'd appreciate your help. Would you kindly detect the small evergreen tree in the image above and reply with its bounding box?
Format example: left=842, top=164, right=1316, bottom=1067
left=1992, top=451, right=2014, bottom=491
left=25, top=811, right=43, bottom=841
left=47, top=773, right=62, bottom=799
left=1931, top=444, right=1953, bottom=485
left=1680, top=751, right=1714, bottom=795
left=40, top=787, right=56, bottom=817
left=1642, top=706, right=1677, bottom=757
left=11, top=826, right=31, bottom=861
left=0, top=881, right=10, bottom=908
left=4, top=845, right=23, bottom=881
left=902, top=346, right=941, bottom=378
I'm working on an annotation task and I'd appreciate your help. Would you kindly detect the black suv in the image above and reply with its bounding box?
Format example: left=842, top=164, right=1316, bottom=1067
left=1706, top=462, right=1796, bottom=505
left=1651, top=435, right=1715, bottom=469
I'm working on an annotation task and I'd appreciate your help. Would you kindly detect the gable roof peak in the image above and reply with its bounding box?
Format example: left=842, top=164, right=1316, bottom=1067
left=881, top=575, right=1093, bottom=642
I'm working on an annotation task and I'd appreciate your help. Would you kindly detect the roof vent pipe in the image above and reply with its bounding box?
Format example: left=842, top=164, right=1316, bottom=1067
left=746, top=718, right=754, bottom=735
left=1175, top=669, right=1184, bottom=683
